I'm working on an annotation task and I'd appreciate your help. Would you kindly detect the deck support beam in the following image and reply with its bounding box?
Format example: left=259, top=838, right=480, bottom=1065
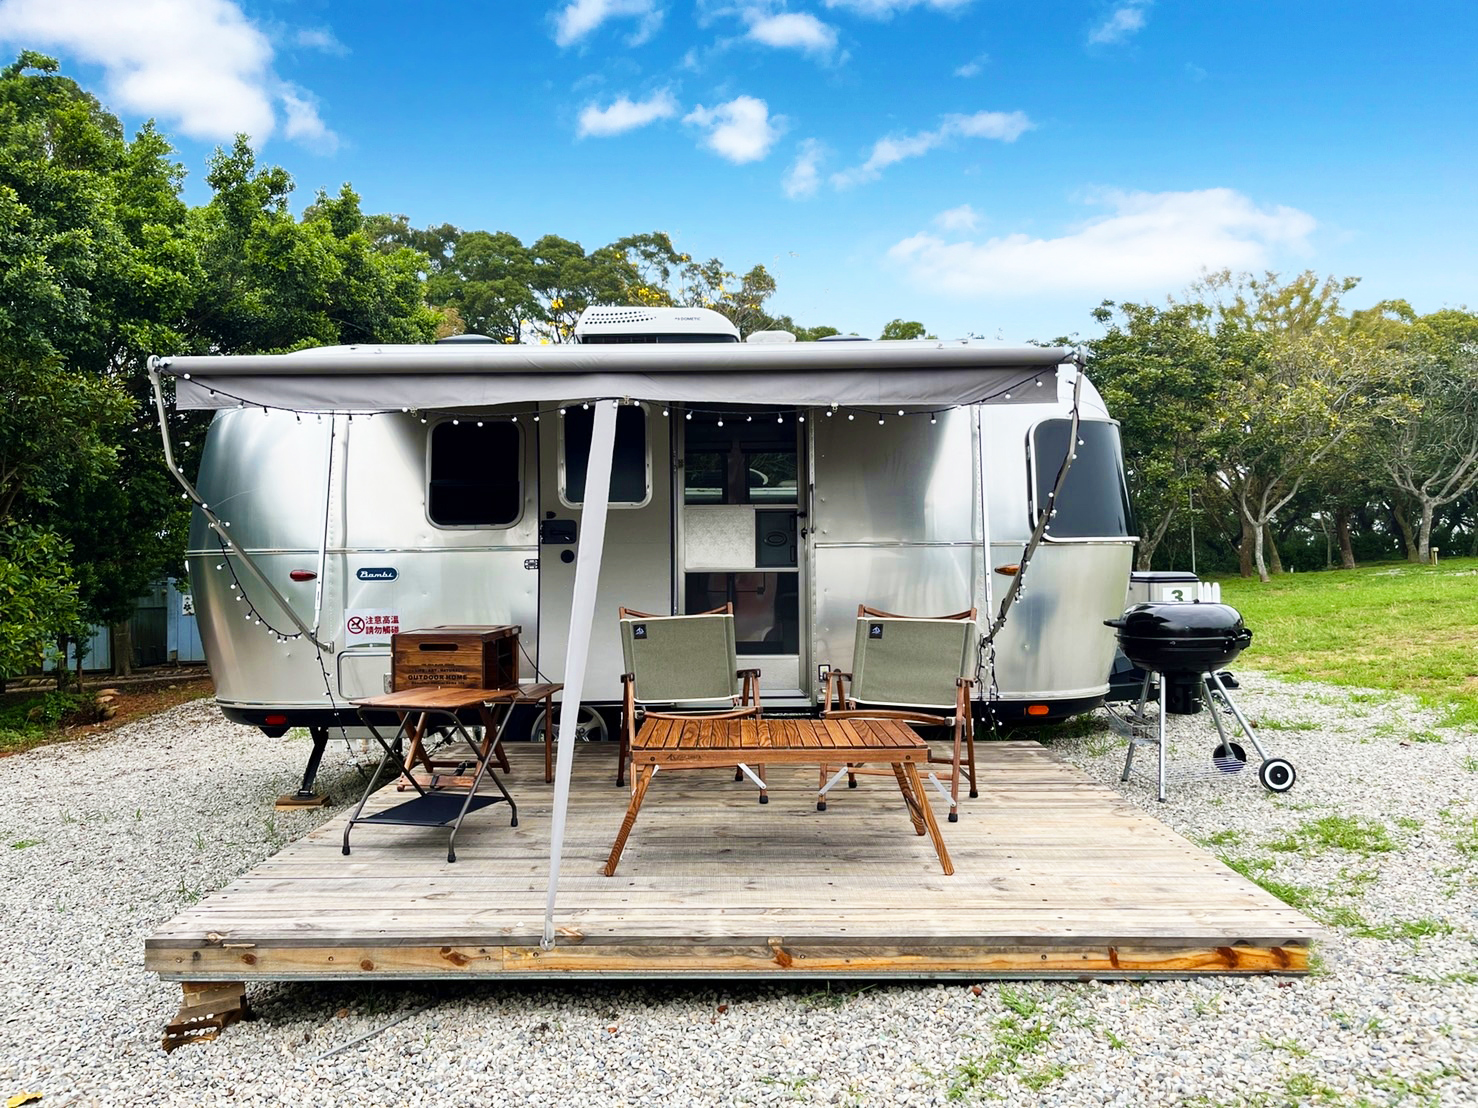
left=161, top=981, right=250, bottom=1051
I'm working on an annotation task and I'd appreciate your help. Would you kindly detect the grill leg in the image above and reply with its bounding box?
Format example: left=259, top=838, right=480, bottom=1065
left=1206, top=670, right=1270, bottom=761
left=1121, top=672, right=1153, bottom=783
left=1156, top=673, right=1168, bottom=803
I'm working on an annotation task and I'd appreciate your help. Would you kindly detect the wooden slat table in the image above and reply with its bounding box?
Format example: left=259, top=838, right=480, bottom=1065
left=605, top=717, right=953, bottom=876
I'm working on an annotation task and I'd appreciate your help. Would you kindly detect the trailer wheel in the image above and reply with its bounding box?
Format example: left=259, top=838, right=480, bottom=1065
left=1258, top=757, right=1296, bottom=792
left=529, top=705, right=609, bottom=745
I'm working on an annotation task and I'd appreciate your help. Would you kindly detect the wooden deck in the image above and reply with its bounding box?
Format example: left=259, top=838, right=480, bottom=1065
left=147, top=740, right=1317, bottom=982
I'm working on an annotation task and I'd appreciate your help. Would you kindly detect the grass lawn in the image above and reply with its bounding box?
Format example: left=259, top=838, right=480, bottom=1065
left=1216, top=556, right=1478, bottom=727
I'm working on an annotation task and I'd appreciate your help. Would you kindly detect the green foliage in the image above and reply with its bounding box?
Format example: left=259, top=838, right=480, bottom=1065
left=1083, top=299, right=1238, bottom=567
left=0, top=688, right=84, bottom=729
left=1263, top=815, right=1395, bottom=856
left=0, top=357, right=130, bottom=525
left=0, top=524, right=83, bottom=678
left=878, top=318, right=932, bottom=341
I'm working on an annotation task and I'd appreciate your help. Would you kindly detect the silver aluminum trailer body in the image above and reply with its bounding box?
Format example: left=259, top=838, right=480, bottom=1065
left=181, top=360, right=1132, bottom=736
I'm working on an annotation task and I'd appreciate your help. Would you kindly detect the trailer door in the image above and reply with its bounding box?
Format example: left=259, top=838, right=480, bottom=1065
left=676, top=412, right=806, bottom=702
left=536, top=404, right=672, bottom=700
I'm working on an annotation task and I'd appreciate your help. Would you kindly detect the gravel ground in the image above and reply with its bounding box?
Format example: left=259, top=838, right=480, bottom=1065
left=1, top=676, right=1475, bottom=1107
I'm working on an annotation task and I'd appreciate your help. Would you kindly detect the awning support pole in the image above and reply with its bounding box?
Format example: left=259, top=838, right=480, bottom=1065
left=543, top=399, right=618, bottom=949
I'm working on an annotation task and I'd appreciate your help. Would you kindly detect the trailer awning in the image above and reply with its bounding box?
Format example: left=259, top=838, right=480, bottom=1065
left=152, top=341, right=1073, bottom=412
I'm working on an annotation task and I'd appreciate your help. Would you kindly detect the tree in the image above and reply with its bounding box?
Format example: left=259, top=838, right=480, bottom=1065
left=1368, top=310, right=1478, bottom=562
left=794, top=324, right=841, bottom=341
left=426, top=230, right=539, bottom=342
left=607, top=231, right=687, bottom=305
left=0, top=524, right=83, bottom=679
left=878, top=319, right=933, bottom=341
left=1211, top=326, right=1382, bottom=581
left=0, top=52, right=194, bottom=672
left=526, top=234, right=633, bottom=342
left=363, top=213, right=460, bottom=278
left=194, top=145, right=438, bottom=353
left=1082, top=300, right=1231, bottom=569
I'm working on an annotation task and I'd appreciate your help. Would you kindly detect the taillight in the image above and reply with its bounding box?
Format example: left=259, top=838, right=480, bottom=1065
left=289, top=569, right=317, bottom=582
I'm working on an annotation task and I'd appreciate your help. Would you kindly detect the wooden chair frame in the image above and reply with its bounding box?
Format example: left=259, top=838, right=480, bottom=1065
left=617, top=602, right=764, bottom=795
left=820, top=604, right=978, bottom=822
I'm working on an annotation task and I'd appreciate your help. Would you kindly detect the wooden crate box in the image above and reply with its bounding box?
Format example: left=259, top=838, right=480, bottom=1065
left=391, top=625, right=520, bottom=691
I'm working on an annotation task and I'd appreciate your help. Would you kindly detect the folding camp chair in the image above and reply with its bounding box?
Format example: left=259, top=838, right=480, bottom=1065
left=617, top=603, right=765, bottom=796
left=820, top=605, right=978, bottom=822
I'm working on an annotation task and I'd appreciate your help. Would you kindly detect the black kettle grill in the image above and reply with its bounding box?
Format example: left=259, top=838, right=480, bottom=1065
left=1105, top=601, right=1295, bottom=800
left=1107, top=602, right=1252, bottom=715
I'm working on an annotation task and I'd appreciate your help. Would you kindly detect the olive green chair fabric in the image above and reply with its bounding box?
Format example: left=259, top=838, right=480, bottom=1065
left=616, top=604, right=762, bottom=791
left=849, top=615, right=975, bottom=711
left=620, top=613, right=741, bottom=706
left=821, top=606, right=978, bottom=822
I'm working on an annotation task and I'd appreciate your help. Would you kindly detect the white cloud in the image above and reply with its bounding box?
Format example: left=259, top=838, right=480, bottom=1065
left=684, top=95, right=781, bottom=163
left=947, top=110, right=1031, bottom=140
left=783, top=138, right=825, bottom=198
left=823, top=0, right=974, bottom=17
left=889, top=188, right=1317, bottom=297
left=746, top=11, right=838, bottom=55
left=554, top=0, right=663, bottom=47
left=0, top=0, right=336, bottom=148
left=1088, top=3, right=1149, bottom=45
left=933, top=203, right=979, bottom=231
left=279, top=85, right=336, bottom=150
left=577, top=90, right=679, bottom=137
left=293, top=28, right=347, bottom=55
left=831, top=109, right=1031, bottom=187
left=954, top=53, right=988, bottom=78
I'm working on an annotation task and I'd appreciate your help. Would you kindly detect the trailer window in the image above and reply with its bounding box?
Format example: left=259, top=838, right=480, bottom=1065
left=563, top=405, right=650, bottom=506
left=428, top=421, right=522, bottom=527
left=683, top=416, right=798, bottom=505
left=685, top=572, right=800, bottom=655
left=1029, top=419, right=1136, bottom=539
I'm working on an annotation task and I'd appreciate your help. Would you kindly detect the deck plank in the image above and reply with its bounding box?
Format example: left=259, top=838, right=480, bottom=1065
left=146, top=740, right=1317, bottom=980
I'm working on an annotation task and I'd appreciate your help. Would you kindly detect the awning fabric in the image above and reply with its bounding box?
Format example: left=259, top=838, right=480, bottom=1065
left=153, top=341, right=1073, bottom=412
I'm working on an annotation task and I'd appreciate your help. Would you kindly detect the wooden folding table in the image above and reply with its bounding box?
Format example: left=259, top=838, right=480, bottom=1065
left=604, top=717, right=953, bottom=876
left=345, top=683, right=558, bottom=862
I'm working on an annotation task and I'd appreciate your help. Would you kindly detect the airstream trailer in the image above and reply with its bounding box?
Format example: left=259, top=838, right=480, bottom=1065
left=152, top=308, right=1135, bottom=786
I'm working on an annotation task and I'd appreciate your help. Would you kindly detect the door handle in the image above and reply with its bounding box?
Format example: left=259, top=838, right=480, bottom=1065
left=540, top=519, right=577, bottom=545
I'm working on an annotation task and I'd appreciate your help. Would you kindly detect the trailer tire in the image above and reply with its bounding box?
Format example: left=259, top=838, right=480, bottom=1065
left=529, top=705, right=609, bottom=745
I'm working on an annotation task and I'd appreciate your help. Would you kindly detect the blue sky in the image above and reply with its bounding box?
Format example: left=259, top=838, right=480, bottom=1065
left=1, top=0, right=1474, bottom=342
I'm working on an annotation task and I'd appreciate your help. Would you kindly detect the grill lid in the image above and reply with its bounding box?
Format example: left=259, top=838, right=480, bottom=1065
left=1105, top=602, right=1253, bottom=673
